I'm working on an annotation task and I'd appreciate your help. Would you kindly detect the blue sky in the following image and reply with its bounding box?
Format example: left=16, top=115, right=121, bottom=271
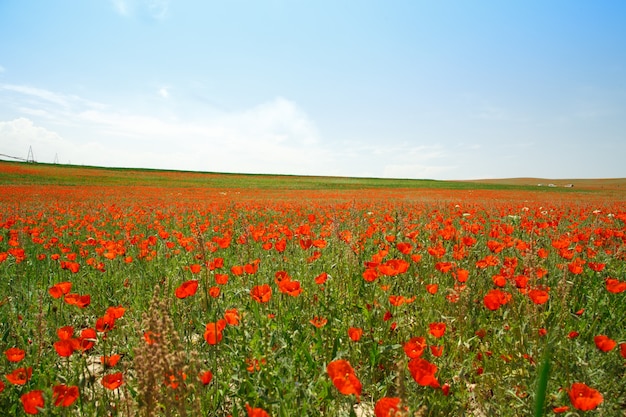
left=1, top=1, right=625, bottom=179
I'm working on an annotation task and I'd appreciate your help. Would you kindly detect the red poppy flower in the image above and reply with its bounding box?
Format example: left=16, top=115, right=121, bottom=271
left=278, top=279, right=302, bottom=297
left=428, top=322, right=446, bottom=338
left=310, top=317, right=327, bottom=328
left=619, top=343, right=626, bottom=359
left=143, top=331, right=160, bottom=345
left=96, top=314, right=116, bottom=332
left=315, top=272, right=328, bottom=285
left=568, top=382, right=603, bottom=411
left=483, top=288, right=512, bottom=311
left=250, top=284, right=272, bottom=303
left=403, top=336, right=427, bottom=358
left=6, top=366, right=33, bottom=385
left=378, top=259, right=409, bottom=277
left=606, top=278, right=626, bottom=294
left=594, top=335, right=616, bottom=352
left=454, top=268, right=469, bottom=282
left=52, top=384, right=79, bottom=407
left=528, top=288, right=549, bottom=305
left=101, top=354, right=121, bottom=368
left=348, top=327, right=363, bottom=342
left=54, top=339, right=76, bottom=357
left=21, top=390, right=44, bottom=414
left=430, top=345, right=444, bottom=357
left=374, top=397, right=404, bottom=417
left=215, top=273, right=229, bottom=285
left=552, top=406, right=569, bottom=413
left=326, top=359, right=362, bottom=400
left=189, top=264, right=202, bottom=274
left=245, top=404, right=271, bottom=417
left=396, top=242, right=412, bottom=254
left=101, top=372, right=124, bottom=390
left=425, top=284, right=438, bottom=295
left=224, top=308, right=240, bottom=326
left=199, top=370, right=213, bottom=385
left=175, top=280, right=199, bottom=299
left=204, top=320, right=227, bottom=345
left=208, top=286, right=220, bottom=298
left=78, top=328, right=97, bottom=351
left=106, top=305, right=126, bottom=319
left=5, top=347, right=25, bottom=363
left=49, top=281, right=72, bottom=299
left=407, top=357, right=440, bottom=388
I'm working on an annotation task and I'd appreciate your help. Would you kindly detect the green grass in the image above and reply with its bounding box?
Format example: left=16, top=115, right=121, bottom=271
left=0, top=160, right=590, bottom=192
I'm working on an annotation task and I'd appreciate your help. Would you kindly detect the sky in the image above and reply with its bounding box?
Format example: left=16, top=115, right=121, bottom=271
left=1, top=1, right=625, bottom=180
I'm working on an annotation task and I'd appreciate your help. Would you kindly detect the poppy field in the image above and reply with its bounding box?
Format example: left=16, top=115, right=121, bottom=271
left=1, top=162, right=625, bottom=416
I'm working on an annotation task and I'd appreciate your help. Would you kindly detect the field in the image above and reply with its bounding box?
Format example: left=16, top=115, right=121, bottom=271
left=1, top=161, right=625, bottom=416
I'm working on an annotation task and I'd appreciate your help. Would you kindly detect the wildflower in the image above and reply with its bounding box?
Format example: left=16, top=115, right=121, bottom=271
left=204, top=320, right=227, bottom=345
left=606, top=278, right=626, bottom=294
left=250, top=284, right=272, bottom=303
left=425, top=284, right=438, bottom=294
left=594, top=335, right=616, bottom=352
left=246, top=357, right=266, bottom=372
left=568, top=382, right=603, bottom=411
left=278, top=278, right=303, bottom=297
left=78, top=328, right=97, bottom=351
left=430, top=345, right=444, bottom=357
left=48, top=281, right=72, bottom=299
left=21, top=390, right=44, bottom=414
left=189, top=263, right=202, bottom=274
left=483, top=288, right=512, bottom=311
left=246, top=404, right=271, bottom=417
left=224, top=308, right=240, bottom=326
left=374, top=397, right=405, bottom=417
left=209, top=286, right=220, bottom=298
left=215, top=273, right=229, bottom=284
left=619, top=343, right=626, bottom=359
left=428, top=322, right=446, bottom=338
left=5, top=347, right=25, bottom=363
left=52, top=384, right=79, bottom=407
left=101, top=354, right=121, bottom=368
left=199, top=370, right=213, bottom=385
left=348, top=327, right=363, bottom=342
left=528, top=288, right=549, bottom=305
left=310, top=317, right=327, bottom=328
left=314, top=272, right=328, bottom=285
left=6, top=366, right=33, bottom=385
left=175, top=280, right=199, bottom=299
left=403, top=336, right=427, bottom=358
left=407, top=357, right=440, bottom=388
left=101, top=372, right=124, bottom=390
left=552, top=406, right=569, bottom=413
left=326, top=359, right=362, bottom=400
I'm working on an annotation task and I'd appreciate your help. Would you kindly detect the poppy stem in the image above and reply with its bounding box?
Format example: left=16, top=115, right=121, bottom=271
left=533, top=347, right=551, bottom=417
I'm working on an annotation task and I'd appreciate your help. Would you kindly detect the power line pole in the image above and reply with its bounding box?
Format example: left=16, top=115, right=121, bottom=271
left=27, top=146, right=36, bottom=163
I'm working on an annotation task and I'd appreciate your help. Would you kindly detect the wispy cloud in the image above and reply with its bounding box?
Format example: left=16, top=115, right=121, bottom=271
left=1, top=82, right=460, bottom=178
left=110, top=0, right=169, bottom=20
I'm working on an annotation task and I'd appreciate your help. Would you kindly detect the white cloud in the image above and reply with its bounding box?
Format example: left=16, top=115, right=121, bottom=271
left=0, top=118, right=66, bottom=163
left=1, top=82, right=458, bottom=178
left=110, top=0, right=169, bottom=20
left=158, top=87, right=169, bottom=98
